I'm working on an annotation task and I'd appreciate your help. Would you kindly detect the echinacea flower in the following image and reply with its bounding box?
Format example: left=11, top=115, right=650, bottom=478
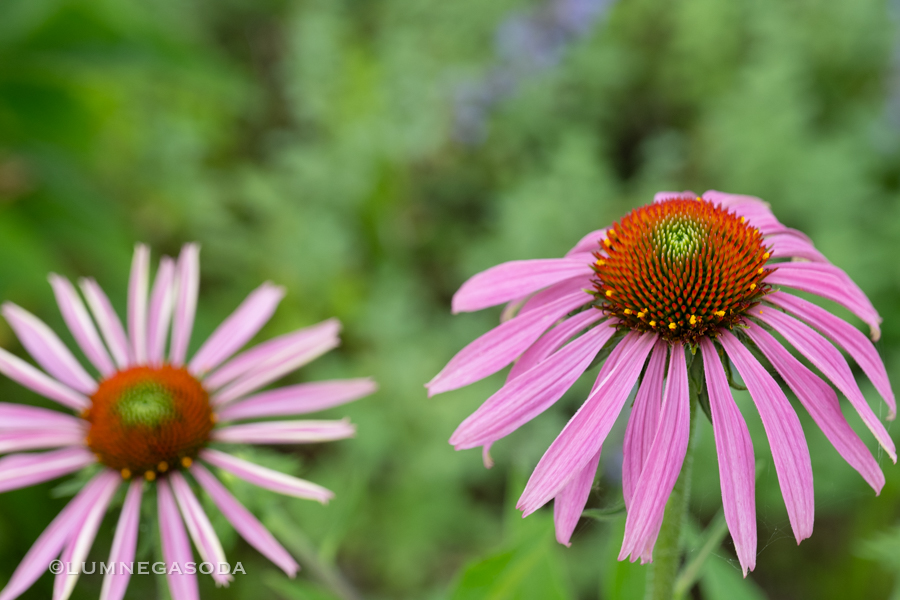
left=428, top=191, right=895, bottom=575
left=0, top=244, right=375, bottom=600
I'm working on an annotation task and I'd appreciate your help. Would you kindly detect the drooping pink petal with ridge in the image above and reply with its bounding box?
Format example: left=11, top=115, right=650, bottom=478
left=507, top=309, right=606, bottom=382
left=768, top=291, right=896, bottom=418
left=189, top=283, right=285, bottom=376
left=746, top=323, right=884, bottom=492
left=450, top=320, right=617, bottom=450
left=157, top=479, right=199, bottom=600
left=100, top=479, right=143, bottom=600
left=170, top=244, right=200, bottom=367
left=719, top=331, right=814, bottom=544
left=190, top=463, right=299, bottom=577
left=147, top=257, right=176, bottom=366
left=218, top=378, right=376, bottom=423
left=554, top=448, right=601, bottom=546
left=451, top=259, right=594, bottom=314
left=566, top=228, right=608, bottom=256
left=756, top=306, right=895, bottom=462
left=2, top=303, right=96, bottom=394
left=428, top=289, right=593, bottom=396
left=49, top=275, right=114, bottom=377
left=170, top=472, right=232, bottom=587
left=619, top=343, right=690, bottom=563
left=79, top=278, right=131, bottom=368
left=622, top=340, right=667, bottom=510
left=127, top=244, right=150, bottom=366
left=517, top=332, right=656, bottom=516
left=0, top=403, right=83, bottom=431
left=0, top=429, right=85, bottom=454
left=516, top=276, right=594, bottom=317
left=701, top=190, right=789, bottom=235
left=0, top=447, right=95, bottom=494
left=0, top=348, right=89, bottom=411
left=53, top=471, right=120, bottom=600
left=212, top=419, right=355, bottom=445
left=766, top=233, right=829, bottom=263
left=700, top=338, right=757, bottom=576
left=201, top=449, right=333, bottom=503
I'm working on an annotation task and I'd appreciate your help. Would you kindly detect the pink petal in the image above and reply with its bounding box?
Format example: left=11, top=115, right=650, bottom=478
left=100, top=479, right=143, bottom=600
left=507, top=309, right=606, bottom=382
left=701, top=190, right=788, bottom=235
left=127, top=244, right=150, bottom=366
left=218, top=378, right=376, bottom=423
left=766, top=233, right=828, bottom=263
left=619, top=342, right=690, bottom=563
left=0, top=447, right=96, bottom=494
left=147, top=257, right=176, bottom=366
left=212, top=419, right=355, bottom=445
left=157, top=478, right=199, bottom=600
left=170, top=244, right=200, bottom=366
left=755, top=306, right=895, bottom=461
left=566, top=228, right=608, bottom=256
left=427, top=289, right=593, bottom=396
left=654, top=191, right=696, bottom=203
left=0, top=429, right=85, bottom=454
left=170, top=472, right=232, bottom=587
left=49, top=275, right=114, bottom=377
left=719, top=331, right=814, bottom=544
left=768, top=291, right=896, bottom=419
left=0, top=403, right=83, bottom=430
left=201, top=449, right=333, bottom=503
left=553, top=448, right=601, bottom=546
left=746, top=323, right=884, bottom=492
left=517, top=331, right=656, bottom=515
left=2, top=303, right=96, bottom=394
left=190, top=463, right=299, bottom=576
left=700, top=338, right=757, bottom=576
left=622, top=340, right=667, bottom=510
left=79, top=278, right=131, bottom=368
left=189, top=283, right=285, bottom=376
left=0, top=348, right=89, bottom=411
left=450, top=321, right=617, bottom=450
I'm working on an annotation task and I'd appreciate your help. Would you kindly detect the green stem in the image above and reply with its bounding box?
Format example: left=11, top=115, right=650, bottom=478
left=673, top=511, right=729, bottom=599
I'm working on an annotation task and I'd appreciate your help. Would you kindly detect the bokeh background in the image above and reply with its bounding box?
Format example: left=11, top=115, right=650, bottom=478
left=1, top=0, right=900, bottom=598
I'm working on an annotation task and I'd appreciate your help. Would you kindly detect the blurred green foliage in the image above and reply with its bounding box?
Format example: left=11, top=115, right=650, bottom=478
left=0, top=0, right=900, bottom=598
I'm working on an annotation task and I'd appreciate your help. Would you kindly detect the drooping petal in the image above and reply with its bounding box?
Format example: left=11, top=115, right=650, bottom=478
left=0, top=403, right=83, bottom=431
left=622, top=340, right=667, bottom=510
left=719, top=331, right=814, bottom=544
left=201, top=449, right=333, bottom=503
left=619, top=343, right=690, bottom=563
left=0, top=429, right=85, bottom=454
left=517, top=332, right=656, bottom=516
left=566, top=228, right=608, bottom=256
left=79, top=278, right=131, bottom=368
left=700, top=338, right=757, bottom=576
left=190, top=463, right=299, bottom=576
left=212, top=420, right=355, bottom=445
left=451, top=320, right=616, bottom=449
left=147, top=257, right=176, bottom=366
left=2, top=303, right=96, bottom=394
left=218, top=378, right=376, bottom=423
left=516, top=274, right=593, bottom=317
left=127, top=244, right=150, bottom=366
left=0, top=447, right=96, bottom=494
left=170, top=472, right=233, bottom=587
left=49, top=275, right=114, bottom=377
left=554, top=448, right=601, bottom=546
left=746, top=323, right=884, bottom=492
left=701, top=190, right=788, bottom=235
left=766, top=233, right=828, bottom=263
left=189, top=283, right=285, bottom=376
left=157, top=479, right=199, bottom=600
left=100, top=479, right=143, bottom=600
left=755, top=306, right=896, bottom=462
left=0, top=348, right=89, bottom=411
left=507, top=309, right=606, bottom=382
left=170, top=244, right=200, bottom=366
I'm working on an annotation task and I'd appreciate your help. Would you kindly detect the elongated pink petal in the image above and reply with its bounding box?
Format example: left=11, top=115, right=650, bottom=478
left=622, top=340, right=667, bottom=510
left=147, top=257, right=176, bottom=366
left=700, top=338, right=757, bottom=575
left=620, top=343, right=690, bottom=563
left=212, top=420, right=355, bottom=445
left=0, top=348, right=89, bottom=411
left=54, top=472, right=119, bottom=600
left=2, top=303, right=96, bottom=394
left=201, top=449, right=333, bottom=503
left=554, top=448, right=601, bottom=546
left=428, top=289, right=593, bottom=396
left=768, top=291, right=896, bottom=418
left=0, top=403, right=83, bottom=430
left=654, top=191, right=695, bottom=203
left=79, top=278, right=131, bottom=368
left=719, top=331, right=814, bottom=544
left=158, top=479, right=199, bottom=600
left=190, top=463, right=299, bottom=576
left=566, top=228, right=608, bottom=256
left=701, top=190, right=788, bottom=235
left=171, top=244, right=200, bottom=366
left=100, top=479, right=143, bottom=600
left=49, top=275, right=114, bottom=377
left=766, top=234, right=828, bottom=263
left=128, top=244, right=150, bottom=366
left=0, top=429, right=84, bottom=454
left=756, top=306, right=895, bottom=461
left=500, top=274, right=594, bottom=323
left=0, top=447, right=96, bottom=494
left=507, top=309, right=606, bottom=381
left=452, top=259, right=594, bottom=314
left=170, top=472, right=232, bottom=586
left=218, top=378, right=375, bottom=423
left=517, top=332, right=656, bottom=515
left=746, top=323, right=884, bottom=492
left=450, top=321, right=617, bottom=449
left=189, top=283, right=285, bottom=376
left=0, top=470, right=115, bottom=600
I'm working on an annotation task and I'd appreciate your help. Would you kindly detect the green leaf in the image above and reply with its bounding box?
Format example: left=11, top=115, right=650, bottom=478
left=698, top=555, right=767, bottom=600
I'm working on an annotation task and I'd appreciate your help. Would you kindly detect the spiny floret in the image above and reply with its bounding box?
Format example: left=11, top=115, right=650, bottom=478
left=592, top=196, right=773, bottom=344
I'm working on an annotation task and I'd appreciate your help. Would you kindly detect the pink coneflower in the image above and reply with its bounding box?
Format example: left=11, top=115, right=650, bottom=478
left=428, top=191, right=895, bottom=575
left=0, top=244, right=375, bottom=600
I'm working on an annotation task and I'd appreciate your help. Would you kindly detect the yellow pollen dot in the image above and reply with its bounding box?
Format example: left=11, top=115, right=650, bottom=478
left=603, top=238, right=612, bottom=247
left=181, top=457, right=193, bottom=468
left=609, top=229, right=617, bottom=237
left=757, top=267, right=764, bottom=274
left=689, top=315, right=697, bottom=325
left=695, top=196, right=702, bottom=201
left=120, top=468, right=131, bottom=479
left=157, top=461, right=168, bottom=473
left=596, top=259, right=606, bottom=267
left=760, top=310, right=764, bottom=315
left=637, top=312, right=645, bottom=318
left=715, top=310, right=725, bottom=317
left=739, top=216, right=745, bottom=223
left=668, top=322, right=677, bottom=330
left=605, top=290, right=613, bottom=297
left=763, top=252, right=770, bottom=260
left=649, top=320, right=656, bottom=327
left=624, top=309, right=632, bottom=315
left=144, top=470, right=156, bottom=482
left=750, top=283, right=757, bottom=290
